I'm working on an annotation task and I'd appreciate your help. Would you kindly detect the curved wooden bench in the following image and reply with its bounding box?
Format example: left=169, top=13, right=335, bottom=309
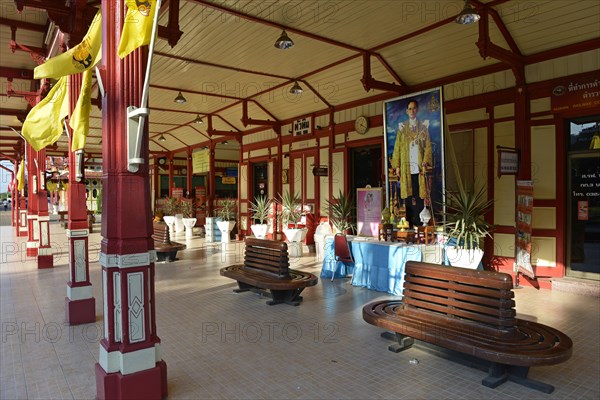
left=152, top=222, right=185, bottom=262
left=220, top=238, right=318, bottom=306
left=362, top=261, right=572, bottom=393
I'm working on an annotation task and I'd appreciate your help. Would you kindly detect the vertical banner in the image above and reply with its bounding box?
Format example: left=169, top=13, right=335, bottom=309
left=516, top=180, right=535, bottom=278
left=356, top=187, right=382, bottom=237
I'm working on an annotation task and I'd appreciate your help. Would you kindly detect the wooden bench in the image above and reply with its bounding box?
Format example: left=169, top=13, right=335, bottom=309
left=362, top=261, right=572, bottom=393
left=220, top=238, right=318, bottom=306
left=152, top=221, right=186, bottom=262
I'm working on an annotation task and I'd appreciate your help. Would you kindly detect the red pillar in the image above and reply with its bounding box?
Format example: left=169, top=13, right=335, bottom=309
left=65, top=73, right=95, bottom=324
left=25, top=144, right=39, bottom=256
left=95, top=2, right=167, bottom=399
left=186, top=149, right=192, bottom=197
left=16, top=160, right=27, bottom=236
left=208, top=142, right=216, bottom=216
left=36, top=148, right=53, bottom=268
left=167, top=155, right=173, bottom=197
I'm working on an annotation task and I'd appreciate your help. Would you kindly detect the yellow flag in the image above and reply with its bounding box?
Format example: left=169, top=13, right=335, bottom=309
left=22, top=76, right=70, bottom=151
left=34, top=10, right=102, bottom=79
left=118, top=0, right=156, bottom=59
left=69, top=69, right=93, bottom=151
left=17, top=160, right=25, bottom=191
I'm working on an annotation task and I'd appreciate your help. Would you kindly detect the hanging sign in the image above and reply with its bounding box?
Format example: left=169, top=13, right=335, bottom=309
left=293, top=118, right=311, bottom=136
left=192, top=149, right=210, bottom=174
left=222, top=177, right=236, bottom=185
left=497, top=147, right=519, bottom=177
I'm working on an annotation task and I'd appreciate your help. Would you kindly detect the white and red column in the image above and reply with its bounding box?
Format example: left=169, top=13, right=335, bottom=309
left=95, top=2, right=167, bottom=398
left=65, top=73, right=95, bottom=324
left=25, top=144, right=39, bottom=257
left=35, top=148, right=53, bottom=268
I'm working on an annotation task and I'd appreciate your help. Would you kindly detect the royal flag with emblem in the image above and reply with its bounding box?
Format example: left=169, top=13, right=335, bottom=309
left=118, top=0, right=156, bottom=58
left=17, top=160, right=25, bottom=191
left=34, top=10, right=102, bottom=79
left=21, top=76, right=69, bottom=151
left=69, top=69, right=93, bottom=151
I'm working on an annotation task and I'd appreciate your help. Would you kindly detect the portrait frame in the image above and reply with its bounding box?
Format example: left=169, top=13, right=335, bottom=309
left=383, top=87, right=445, bottom=224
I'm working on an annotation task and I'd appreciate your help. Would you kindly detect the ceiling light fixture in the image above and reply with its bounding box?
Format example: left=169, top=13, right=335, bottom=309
left=158, top=134, right=166, bottom=142
left=173, top=91, right=187, bottom=104
left=274, top=30, right=294, bottom=49
left=289, top=81, right=303, bottom=94
left=455, top=0, right=480, bottom=25
left=194, top=114, right=203, bottom=124
left=222, top=141, right=228, bottom=145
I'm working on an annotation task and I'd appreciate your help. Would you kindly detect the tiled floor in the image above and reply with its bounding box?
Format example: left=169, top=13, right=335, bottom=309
left=1, top=214, right=599, bottom=399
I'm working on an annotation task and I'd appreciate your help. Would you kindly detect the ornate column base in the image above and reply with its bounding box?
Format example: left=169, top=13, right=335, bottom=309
left=65, top=296, right=95, bottom=325
left=38, top=254, right=54, bottom=269
left=95, top=360, right=167, bottom=400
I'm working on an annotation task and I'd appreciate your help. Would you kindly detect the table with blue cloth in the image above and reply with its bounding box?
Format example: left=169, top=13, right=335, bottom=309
left=320, top=237, right=422, bottom=296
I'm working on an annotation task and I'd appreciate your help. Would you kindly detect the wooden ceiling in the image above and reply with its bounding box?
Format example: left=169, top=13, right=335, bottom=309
left=1, top=0, right=599, bottom=163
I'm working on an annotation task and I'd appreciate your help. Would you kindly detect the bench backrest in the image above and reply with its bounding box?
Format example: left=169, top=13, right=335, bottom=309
left=401, top=261, right=517, bottom=338
left=243, top=238, right=290, bottom=278
left=152, top=222, right=171, bottom=245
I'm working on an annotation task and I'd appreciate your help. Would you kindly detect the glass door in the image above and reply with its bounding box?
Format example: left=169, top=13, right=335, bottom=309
left=566, top=119, right=600, bottom=280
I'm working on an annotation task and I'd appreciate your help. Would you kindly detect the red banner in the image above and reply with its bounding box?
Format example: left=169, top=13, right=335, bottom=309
left=551, top=73, right=600, bottom=113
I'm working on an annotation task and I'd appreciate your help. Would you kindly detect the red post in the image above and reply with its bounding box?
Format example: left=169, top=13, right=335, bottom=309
left=95, top=2, right=167, bottom=399
left=65, top=73, right=95, bottom=324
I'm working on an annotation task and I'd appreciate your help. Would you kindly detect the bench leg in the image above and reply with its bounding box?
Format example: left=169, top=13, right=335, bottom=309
left=483, top=364, right=554, bottom=393
left=233, top=282, right=254, bottom=293
left=267, top=288, right=305, bottom=306
left=380, top=332, right=414, bottom=353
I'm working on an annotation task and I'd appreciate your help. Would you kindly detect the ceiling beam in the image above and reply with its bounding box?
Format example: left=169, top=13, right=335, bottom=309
left=0, top=67, right=34, bottom=80
left=0, top=17, right=46, bottom=32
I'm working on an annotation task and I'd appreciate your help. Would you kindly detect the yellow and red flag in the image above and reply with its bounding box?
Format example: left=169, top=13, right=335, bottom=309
left=69, top=69, right=93, bottom=151
left=118, top=0, right=157, bottom=59
left=21, top=76, right=69, bottom=151
left=34, top=10, right=102, bottom=79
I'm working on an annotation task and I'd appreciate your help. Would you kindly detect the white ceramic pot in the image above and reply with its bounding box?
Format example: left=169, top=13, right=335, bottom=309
left=250, top=224, right=268, bottom=239
left=182, top=217, right=197, bottom=238
left=174, top=214, right=185, bottom=234
left=282, top=227, right=307, bottom=257
left=163, top=215, right=176, bottom=237
left=216, top=220, right=236, bottom=243
left=446, top=247, right=484, bottom=269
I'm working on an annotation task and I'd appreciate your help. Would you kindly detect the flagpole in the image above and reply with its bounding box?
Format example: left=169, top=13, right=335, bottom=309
left=128, top=0, right=162, bottom=173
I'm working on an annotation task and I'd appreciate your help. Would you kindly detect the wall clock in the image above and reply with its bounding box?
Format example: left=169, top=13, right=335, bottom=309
left=355, top=115, right=369, bottom=134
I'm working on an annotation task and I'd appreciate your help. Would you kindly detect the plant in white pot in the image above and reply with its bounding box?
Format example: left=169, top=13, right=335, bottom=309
left=443, top=185, right=493, bottom=269
left=277, top=191, right=306, bottom=256
left=249, top=195, right=272, bottom=239
left=325, top=190, right=356, bottom=234
left=180, top=199, right=197, bottom=239
left=163, top=196, right=184, bottom=236
left=216, top=199, right=237, bottom=243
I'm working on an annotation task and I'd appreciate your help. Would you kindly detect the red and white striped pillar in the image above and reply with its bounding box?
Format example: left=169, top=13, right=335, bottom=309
left=95, top=2, right=167, bottom=398
left=65, top=73, right=95, bottom=324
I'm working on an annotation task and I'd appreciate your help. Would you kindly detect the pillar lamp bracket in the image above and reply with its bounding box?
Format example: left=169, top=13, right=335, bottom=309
left=127, top=106, right=150, bottom=173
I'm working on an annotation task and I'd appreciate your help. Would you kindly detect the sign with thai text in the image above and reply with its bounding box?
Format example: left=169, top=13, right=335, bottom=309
left=497, top=148, right=519, bottom=177
left=551, top=73, right=600, bottom=113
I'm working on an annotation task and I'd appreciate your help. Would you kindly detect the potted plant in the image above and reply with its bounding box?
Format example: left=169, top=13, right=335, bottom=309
left=163, top=196, right=185, bottom=235
left=277, top=191, right=306, bottom=255
left=442, top=184, right=493, bottom=269
left=249, top=195, right=272, bottom=239
left=325, top=190, right=355, bottom=234
left=216, top=199, right=237, bottom=243
left=180, top=199, right=197, bottom=239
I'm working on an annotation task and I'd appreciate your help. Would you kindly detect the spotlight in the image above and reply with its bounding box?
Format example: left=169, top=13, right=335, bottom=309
left=174, top=91, right=187, bottom=104
left=158, top=134, right=166, bottom=142
left=455, top=0, right=480, bottom=25
left=194, top=114, right=203, bottom=124
left=274, top=30, right=294, bottom=50
left=289, top=81, right=303, bottom=94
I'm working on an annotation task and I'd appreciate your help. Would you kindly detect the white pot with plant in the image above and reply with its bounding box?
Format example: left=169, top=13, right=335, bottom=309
left=325, top=190, right=356, bottom=234
left=249, top=195, right=272, bottom=239
left=216, top=199, right=237, bottom=243
left=277, top=191, right=306, bottom=256
left=181, top=199, right=197, bottom=239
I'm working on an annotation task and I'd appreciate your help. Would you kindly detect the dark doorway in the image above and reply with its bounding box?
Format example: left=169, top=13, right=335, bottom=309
left=350, top=145, right=382, bottom=197
left=252, top=162, right=268, bottom=202
left=566, top=117, right=599, bottom=280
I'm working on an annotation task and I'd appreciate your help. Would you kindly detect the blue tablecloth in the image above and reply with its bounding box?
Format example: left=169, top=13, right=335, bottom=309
left=320, top=237, right=422, bottom=296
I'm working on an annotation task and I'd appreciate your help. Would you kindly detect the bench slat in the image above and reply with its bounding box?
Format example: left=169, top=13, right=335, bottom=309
left=405, top=276, right=514, bottom=299
left=404, top=282, right=515, bottom=308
